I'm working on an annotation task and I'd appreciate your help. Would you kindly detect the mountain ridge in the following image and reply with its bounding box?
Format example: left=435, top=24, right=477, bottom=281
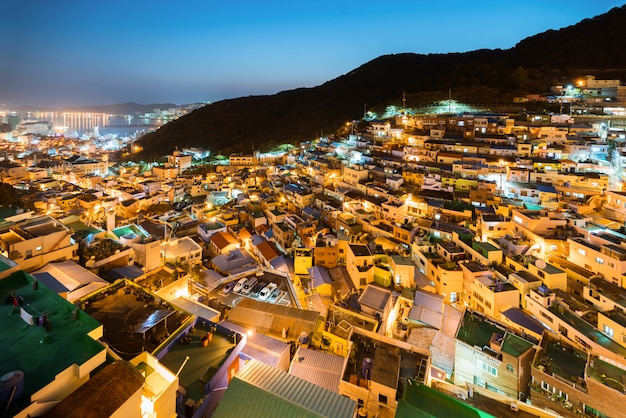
left=135, top=5, right=626, bottom=160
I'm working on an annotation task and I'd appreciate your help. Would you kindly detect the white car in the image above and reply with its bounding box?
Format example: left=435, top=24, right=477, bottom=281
left=233, top=278, right=248, bottom=293
left=258, top=283, right=278, bottom=301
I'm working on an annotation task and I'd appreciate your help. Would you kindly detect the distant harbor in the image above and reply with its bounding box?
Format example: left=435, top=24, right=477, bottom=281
left=8, top=111, right=164, bottom=137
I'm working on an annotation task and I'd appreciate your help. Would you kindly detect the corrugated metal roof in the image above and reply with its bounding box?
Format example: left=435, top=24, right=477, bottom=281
left=213, top=359, right=356, bottom=418
left=228, top=298, right=320, bottom=340
left=358, top=285, right=391, bottom=311
left=289, top=347, right=345, bottom=392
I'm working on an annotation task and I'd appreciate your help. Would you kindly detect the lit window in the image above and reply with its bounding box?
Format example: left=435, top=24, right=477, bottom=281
left=596, top=257, right=604, bottom=265
left=604, top=325, right=614, bottom=338
left=578, top=248, right=586, bottom=256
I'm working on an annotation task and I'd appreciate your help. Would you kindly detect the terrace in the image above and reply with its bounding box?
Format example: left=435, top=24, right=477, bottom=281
left=0, top=270, right=105, bottom=413
left=158, top=320, right=237, bottom=408
left=587, top=355, right=626, bottom=394
left=456, top=310, right=507, bottom=354
left=537, top=338, right=587, bottom=393
left=343, top=330, right=429, bottom=400
left=81, top=280, right=193, bottom=361
left=80, top=238, right=129, bottom=262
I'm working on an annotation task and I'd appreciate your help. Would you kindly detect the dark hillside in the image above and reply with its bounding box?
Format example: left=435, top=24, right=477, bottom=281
left=136, top=5, right=626, bottom=159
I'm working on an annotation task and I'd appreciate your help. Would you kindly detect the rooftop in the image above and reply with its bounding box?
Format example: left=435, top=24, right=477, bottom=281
left=587, top=355, right=626, bottom=394
left=42, top=361, right=144, bottom=418
left=212, top=359, right=356, bottom=418
left=547, top=303, right=626, bottom=358
left=81, top=280, right=193, bottom=360
left=0, top=270, right=105, bottom=409
left=395, top=381, right=495, bottom=418
left=534, top=337, right=587, bottom=388
left=158, top=320, right=236, bottom=404
left=343, top=330, right=429, bottom=390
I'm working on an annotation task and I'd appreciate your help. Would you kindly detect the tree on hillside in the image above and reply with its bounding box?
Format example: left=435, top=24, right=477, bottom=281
left=0, top=182, right=21, bottom=207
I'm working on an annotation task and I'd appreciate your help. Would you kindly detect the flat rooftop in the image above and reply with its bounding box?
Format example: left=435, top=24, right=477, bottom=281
left=161, top=237, right=201, bottom=257
left=547, top=303, right=626, bottom=358
left=81, top=280, right=193, bottom=360
left=0, top=270, right=105, bottom=409
left=159, top=321, right=236, bottom=404
left=534, top=338, right=587, bottom=384
left=343, top=331, right=429, bottom=389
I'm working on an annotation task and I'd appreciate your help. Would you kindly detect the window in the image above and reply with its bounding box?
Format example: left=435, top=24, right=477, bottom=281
left=378, top=394, right=387, bottom=404
left=604, top=325, right=614, bottom=338
left=506, top=364, right=514, bottom=373
left=25, top=250, right=32, bottom=258
left=477, top=359, right=497, bottom=377
left=596, top=257, right=604, bottom=265
left=578, top=248, right=586, bottom=256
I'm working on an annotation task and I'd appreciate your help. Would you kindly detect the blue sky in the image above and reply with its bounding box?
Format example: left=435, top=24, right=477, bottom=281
left=0, top=1, right=622, bottom=107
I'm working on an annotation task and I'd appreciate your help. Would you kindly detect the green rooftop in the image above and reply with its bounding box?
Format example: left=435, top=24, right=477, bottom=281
left=213, top=359, right=356, bottom=418
left=587, top=355, right=626, bottom=394
left=0, top=270, right=105, bottom=408
left=547, top=304, right=626, bottom=358
left=501, top=332, right=534, bottom=357
left=111, top=224, right=151, bottom=240
left=159, top=321, right=236, bottom=404
left=395, top=380, right=495, bottom=418
left=472, top=241, right=499, bottom=253
left=456, top=311, right=506, bottom=349
left=0, top=256, right=16, bottom=272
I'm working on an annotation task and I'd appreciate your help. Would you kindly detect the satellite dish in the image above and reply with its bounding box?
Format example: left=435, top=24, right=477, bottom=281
left=535, top=259, right=547, bottom=269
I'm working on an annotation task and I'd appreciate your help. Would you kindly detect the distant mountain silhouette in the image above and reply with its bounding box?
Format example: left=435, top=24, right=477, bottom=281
left=6, top=102, right=178, bottom=115
left=136, top=5, right=626, bottom=160
left=60, top=102, right=178, bottom=114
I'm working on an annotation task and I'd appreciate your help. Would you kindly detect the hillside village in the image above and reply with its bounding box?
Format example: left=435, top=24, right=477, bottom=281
left=2, top=76, right=626, bottom=417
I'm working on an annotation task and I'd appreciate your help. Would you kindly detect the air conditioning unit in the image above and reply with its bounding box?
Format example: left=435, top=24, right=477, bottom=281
left=510, top=402, right=519, bottom=411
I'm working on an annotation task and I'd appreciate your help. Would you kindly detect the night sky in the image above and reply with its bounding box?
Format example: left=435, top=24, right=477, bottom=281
left=0, top=1, right=622, bottom=108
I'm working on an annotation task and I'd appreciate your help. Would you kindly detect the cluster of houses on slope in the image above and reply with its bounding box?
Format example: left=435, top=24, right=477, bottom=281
left=3, top=92, right=626, bottom=416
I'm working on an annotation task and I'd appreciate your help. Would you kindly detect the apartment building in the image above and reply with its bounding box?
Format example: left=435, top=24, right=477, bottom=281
left=0, top=215, right=78, bottom=271
left=454, top=310, right=535, bottom=399
left=531, top=335, right=626, bottom=418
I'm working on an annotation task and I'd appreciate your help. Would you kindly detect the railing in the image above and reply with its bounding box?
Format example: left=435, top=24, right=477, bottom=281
left=552, top=372, right=587, bottom=394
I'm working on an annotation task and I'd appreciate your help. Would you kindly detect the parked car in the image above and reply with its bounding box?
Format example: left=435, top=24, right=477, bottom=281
left=269, top=289, right=285, bottom=303
left=241, top=277, right=258, bottom=295
left=223, top=281, right=235, bottom=295
left=233, top=278, right=248, bottom=293
left=268, top=287, right=281, bottom=302
left=251, top=281, right=268, bottom=297
left=258, top=283, right=278, bottom=301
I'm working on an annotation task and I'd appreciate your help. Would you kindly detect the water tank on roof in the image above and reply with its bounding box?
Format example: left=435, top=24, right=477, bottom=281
left=298, top=331, right=310, bottom=345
